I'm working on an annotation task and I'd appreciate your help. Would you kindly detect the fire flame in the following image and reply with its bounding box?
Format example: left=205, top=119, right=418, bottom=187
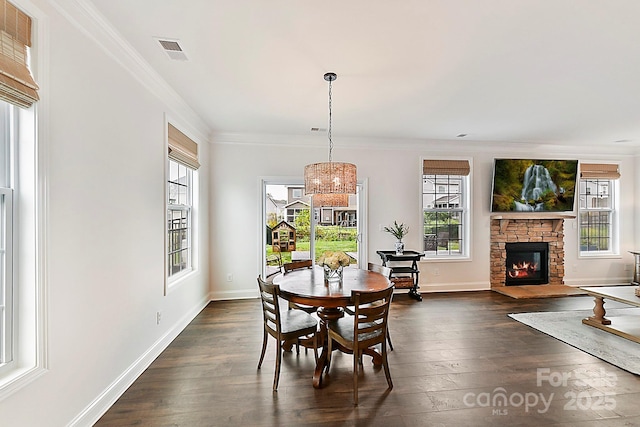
left=507, top=261, right=539, bottom=279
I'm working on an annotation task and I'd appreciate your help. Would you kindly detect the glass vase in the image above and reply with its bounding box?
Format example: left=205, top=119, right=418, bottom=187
left=323, top=264, right=343, bottom=285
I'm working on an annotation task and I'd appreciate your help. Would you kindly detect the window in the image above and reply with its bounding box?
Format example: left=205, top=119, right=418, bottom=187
left=578, top=163, right=619, bottom=255
left=167, top=159, right=193, bottom=277
left=166, top=124, right=199, bottom=281
left=0, top=97, right=42, bottom=391
left=261, top=180, right=364, bottom=278
left=0, top=1, right=45, bottom=397
left=422, top=159, right=470, bottom=258
left=0, top=102, right=13, bottom=367
left=292, top=188, right=302, bottom=199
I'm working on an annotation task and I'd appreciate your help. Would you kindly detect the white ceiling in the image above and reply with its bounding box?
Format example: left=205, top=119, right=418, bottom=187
left=88, top=0, right=640, bottom=149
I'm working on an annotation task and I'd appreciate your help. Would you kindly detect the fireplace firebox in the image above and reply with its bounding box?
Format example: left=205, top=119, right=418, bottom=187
left=505, top=242, right=549, bottom=285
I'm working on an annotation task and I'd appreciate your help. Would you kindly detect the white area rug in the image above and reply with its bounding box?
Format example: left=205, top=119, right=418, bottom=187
left=509, top=308, right=640, bottom=375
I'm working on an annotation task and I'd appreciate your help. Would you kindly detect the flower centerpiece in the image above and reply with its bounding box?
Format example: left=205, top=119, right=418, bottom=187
left=317, top=251, right=351, bottom=284
left=384, top=221, right=409, bottom=255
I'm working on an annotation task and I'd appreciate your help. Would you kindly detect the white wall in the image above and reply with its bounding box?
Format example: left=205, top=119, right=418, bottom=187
left=0, top=1, right=210, bottom=425
left=209, top=136, right=638, bottom=298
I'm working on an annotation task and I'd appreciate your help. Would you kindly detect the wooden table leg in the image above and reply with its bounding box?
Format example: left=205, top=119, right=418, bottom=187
left=313, top=307, right=344, bottom=388
left=584, top=296, right=612, bottom=325
left=362, top=348, right=383, bottom=365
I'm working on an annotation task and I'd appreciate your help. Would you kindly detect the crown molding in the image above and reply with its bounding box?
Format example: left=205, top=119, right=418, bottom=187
left=49, top=0, right=210, bottom=143
left=211, top=132, right=640, bottom=157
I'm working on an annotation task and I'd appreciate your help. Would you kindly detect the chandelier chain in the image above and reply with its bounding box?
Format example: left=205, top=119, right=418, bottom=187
left=328, top=77, right=333, bottom=163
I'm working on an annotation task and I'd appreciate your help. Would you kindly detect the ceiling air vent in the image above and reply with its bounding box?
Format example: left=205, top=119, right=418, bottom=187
left=156, top=38, right=188, bottom=61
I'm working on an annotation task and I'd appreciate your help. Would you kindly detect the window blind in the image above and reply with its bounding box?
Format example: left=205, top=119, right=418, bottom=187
left=0, top=0, right=38, bottom=108
left=580, top=163, right=620, bottom=179
left=168, top=123, right=200, bottom=169
left=423, top=159, right=470, bottom=176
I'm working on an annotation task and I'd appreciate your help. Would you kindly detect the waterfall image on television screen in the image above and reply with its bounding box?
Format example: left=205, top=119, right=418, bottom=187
left=491, top=159, right=579, bottom=212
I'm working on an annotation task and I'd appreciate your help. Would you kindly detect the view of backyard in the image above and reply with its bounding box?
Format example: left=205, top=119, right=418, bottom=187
left=266, top=224, right=357, bottom=264
left=265, top=185, right=358, bottom=266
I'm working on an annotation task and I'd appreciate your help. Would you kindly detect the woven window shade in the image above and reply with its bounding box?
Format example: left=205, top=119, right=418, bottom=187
left=423, top=159, right=470, bottom=176
left=580, top=163, right=620, bottom=179
left=0, top=1, right=38, bottom=109
left=168, top=124, right=200, bottom=169
left=304, top=162, right=357, bottom=195
left=313, top=193, right=349, bottom=207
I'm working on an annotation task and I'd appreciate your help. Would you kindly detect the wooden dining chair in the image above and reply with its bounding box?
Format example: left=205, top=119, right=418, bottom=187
left=326, top=287, right=394, bottom=405
left=257, top=276, right=319, bottom=391
left=282, top=259, right=312, bottom=273
left=345, top=262, right=394, bottom=351
left=282, top=259, right=317, bottom=314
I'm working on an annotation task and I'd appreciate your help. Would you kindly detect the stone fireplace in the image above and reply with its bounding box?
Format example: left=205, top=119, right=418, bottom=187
left=490, top=214, right=573, bottom=289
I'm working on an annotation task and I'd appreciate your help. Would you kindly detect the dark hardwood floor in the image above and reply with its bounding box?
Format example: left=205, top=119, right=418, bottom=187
left=96, top=291, right=640, bottom=426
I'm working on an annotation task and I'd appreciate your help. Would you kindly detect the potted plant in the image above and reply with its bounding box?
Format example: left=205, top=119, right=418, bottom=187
left=384, top=221, right=409, bottom=255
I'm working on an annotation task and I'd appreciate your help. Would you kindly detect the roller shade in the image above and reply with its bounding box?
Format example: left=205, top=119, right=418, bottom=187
left=168, top=123, right=200, bottom=169
left=0, top=1, right=38, bottom=108
left=423, top=159, right=470, bottom=176
left=580, top=163, right=620, bottom=179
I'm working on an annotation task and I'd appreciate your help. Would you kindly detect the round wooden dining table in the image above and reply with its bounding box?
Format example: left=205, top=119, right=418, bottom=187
left=273, top=266, right=393, bottom=388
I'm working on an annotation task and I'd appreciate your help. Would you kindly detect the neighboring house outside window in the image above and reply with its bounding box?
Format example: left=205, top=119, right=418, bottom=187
left=578, top=163, right=619, bottom=256
left=422, top=159, right=471, bottom=258
left=285, top=202, right=310, bottom=225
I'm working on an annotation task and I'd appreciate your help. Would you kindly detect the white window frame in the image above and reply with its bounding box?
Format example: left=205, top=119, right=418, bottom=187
left=422, top=168, right=471, bottom=260
left=0, top=0, right=48, bottom=400
left=0, top=101, right=46, bottom=399
left=167, top=158, right=194, bottom=283
left=0, top=188, right=13, bottom=368
left=578, top=178, right=618, bottom=257
left=0, top=99, right=15, bottom=377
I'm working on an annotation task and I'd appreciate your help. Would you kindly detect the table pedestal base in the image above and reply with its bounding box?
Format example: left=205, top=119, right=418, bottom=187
left=583, top=296, right=612, bottom=325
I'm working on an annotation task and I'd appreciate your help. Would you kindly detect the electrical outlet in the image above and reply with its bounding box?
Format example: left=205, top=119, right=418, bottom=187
left=156, top=311, right=162, bottom=325
left=226, top=273, right=233, bottom=282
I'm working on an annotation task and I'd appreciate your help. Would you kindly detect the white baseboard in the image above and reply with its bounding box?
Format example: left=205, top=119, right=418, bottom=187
left=68, top=295, right=210, bottom=427
left=413, top=281, right=490, bottom=293
left=564, top=277, right=632, bottom=287
left=210, top=288, right=258, bottom=301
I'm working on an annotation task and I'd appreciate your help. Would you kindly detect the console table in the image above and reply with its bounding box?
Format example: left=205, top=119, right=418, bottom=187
left=580, top=286, right=640, bottom=344
left=376, top=250, right=425, bottom=301
left=630, top=251, right=640, bottom=286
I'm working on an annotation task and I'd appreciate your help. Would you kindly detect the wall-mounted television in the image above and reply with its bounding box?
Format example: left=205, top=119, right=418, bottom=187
left=491, top=159, right=579, bottom=212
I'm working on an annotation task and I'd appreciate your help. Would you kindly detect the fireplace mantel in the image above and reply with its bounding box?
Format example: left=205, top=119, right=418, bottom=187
left=491, top=213, right=576, bottom=233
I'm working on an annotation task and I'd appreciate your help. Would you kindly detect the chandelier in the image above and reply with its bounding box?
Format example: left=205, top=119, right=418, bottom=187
left=312, top=193, right=349, bottom=207
left=304, top=73, right=357, bottom=201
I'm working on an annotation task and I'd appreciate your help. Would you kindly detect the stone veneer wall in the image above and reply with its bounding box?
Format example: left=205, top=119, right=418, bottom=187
left=490, top=218, right=565, bottom=288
